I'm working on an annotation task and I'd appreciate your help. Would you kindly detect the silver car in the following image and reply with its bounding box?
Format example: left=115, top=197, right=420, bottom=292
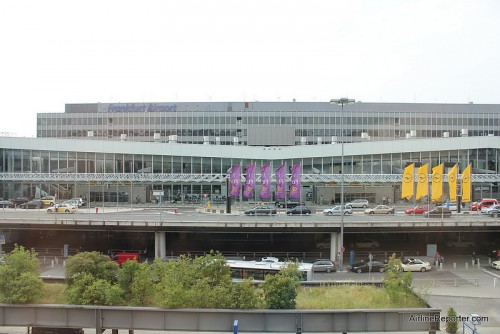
left=346, top=199, right=369, bottom=208
left=323, top=205, right=353, bottom=216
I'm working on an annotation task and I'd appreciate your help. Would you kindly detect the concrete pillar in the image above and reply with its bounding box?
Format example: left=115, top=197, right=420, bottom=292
left=154, top=231, right=166, bottom=259
left=329, top=232, right=339, bottom=263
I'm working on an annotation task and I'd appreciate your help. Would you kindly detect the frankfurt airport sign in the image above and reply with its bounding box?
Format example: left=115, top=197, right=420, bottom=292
left=107, top=103, right=177, bottom=113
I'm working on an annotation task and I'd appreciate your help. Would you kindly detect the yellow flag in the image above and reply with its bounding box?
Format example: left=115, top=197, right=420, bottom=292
left=431, top=163, right=444, bottom=202
left=416, top=163, right=429, bottom=200
left=448, top=164, right=458, bottom=202
left=401, top=163, right=414, bottom=200
left=461, top=164, right=472, bottom=203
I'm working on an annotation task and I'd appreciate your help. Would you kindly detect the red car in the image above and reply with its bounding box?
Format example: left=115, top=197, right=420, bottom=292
left=470, top=199, right=498, bottom=211
left=405, top=204, right=433, bottom=215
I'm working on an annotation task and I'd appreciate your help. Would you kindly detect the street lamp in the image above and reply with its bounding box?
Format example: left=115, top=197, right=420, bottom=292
left=330, top=97, right=355, bottom=271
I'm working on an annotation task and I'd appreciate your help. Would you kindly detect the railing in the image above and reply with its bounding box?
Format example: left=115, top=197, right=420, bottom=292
left=412, top=277, right=479, bottom=287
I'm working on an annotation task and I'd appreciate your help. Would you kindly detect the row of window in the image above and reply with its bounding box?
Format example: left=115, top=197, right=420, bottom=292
left=37, top=114, right=500, bottom=127
left=0, top=148, right=496, bottom=174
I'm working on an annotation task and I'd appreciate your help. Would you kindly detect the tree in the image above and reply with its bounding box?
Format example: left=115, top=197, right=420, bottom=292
left=0, top=245, right=44, bottom=303
left=261, top=262, right=300, bottom=309
left=119, top=261, right=155, bottom=306
left=65, top=251, right=119, bottom=285
left=445, top=307, right=458, bottom=333
left=64, top=251, right=123, bottom=305
left=383, top=253, right=413, bottom=304
left=64, top=273, right=123, bottom=306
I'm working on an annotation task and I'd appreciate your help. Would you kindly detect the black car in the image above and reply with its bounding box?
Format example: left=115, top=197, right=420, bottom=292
left=350, top=260, right=386, bottom=273
left=275, top=201, right=304, bottom=208
left=10, top=197, right=30, bottom=206
left=286, top=205, right=312, bottom=215
left=19, top=200, right=45, bottom=209
left=244, top=205, right=277, bottom=216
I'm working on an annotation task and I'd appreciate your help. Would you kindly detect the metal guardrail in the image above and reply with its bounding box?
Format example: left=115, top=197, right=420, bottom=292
left=412, top=277, right=479, bottom=287
left=0, top=304, right=441, bottom=333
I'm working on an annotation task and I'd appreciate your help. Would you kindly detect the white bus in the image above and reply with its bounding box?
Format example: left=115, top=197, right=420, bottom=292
left=226, top=259, right=313, bottom=281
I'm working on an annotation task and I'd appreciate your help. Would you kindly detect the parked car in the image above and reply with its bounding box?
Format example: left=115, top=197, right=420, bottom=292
left=350, top=260, right=386, bottom=273
left=244, top=205, right=277, bottom=216
left=401, top=258, right=432, bottom=272
left=0, top=200, right=15, bottom=208
left=345, top=199, right=369, bottom=208
left=424, top=207, right=452, bottom=218
left=261, top=256, right=280, bottom=263
left=364, top=205, right=395, bottom=215
left=405, top=204, right=433, bottom=215
left=312, top=260, right=336, bottom=273
left=70, top=198, right=86, bottom=207
left=354, top=239, right=380, bottom=249
left=323, top=205, right=352, bottom=216
left=275, top=201, right=303, bottom=208
left=46, top=204, right=77, bottom=213
left=63, top=199, right=81, bottom=207
left=470, top=198, right=499, bottom=211
left=19, top=200, right=45, bottom=209
left=40, top=196, right=56, bottom=206
left=286, top=205, right=311, bottom=215
left=486, top=205, right=500, bottom=218
left=10, top=197, right=30, bottom=206
left=446, top=239, right=475, bottom=248
left=481, top=204, right=500, bottom=214
left=491, top=260, right=500, bottom=270
left=315, top=241, right=330, bottom=249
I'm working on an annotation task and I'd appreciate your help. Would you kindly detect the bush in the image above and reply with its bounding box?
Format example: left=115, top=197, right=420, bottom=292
left=445, top=307, right=458, bottom=333
left=0, top=245, right=43, bottom=303
left=261, top=262, right=300, bottom=309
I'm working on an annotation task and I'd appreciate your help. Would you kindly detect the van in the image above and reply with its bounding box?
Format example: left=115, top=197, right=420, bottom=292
left=111, top=252, right=140, bottom=267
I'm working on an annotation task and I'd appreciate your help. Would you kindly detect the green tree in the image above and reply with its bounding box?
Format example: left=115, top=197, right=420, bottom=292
left=227, top=278, right=261, bottom=309
left=65, top=251, right=119, bottom=285
left=129, top=262, right=154, bottom=306
left=0, top=245, right=43, bottom=304
left=65, top=273, right=123, bottom=306
left=383, top=254, right=413, bottom=304
left=445, top=307, right=458, bottom=333
left=64, top=251, right=123, bottom=305
left=261, top=262, right=300, bottom=309
left=155, top=252, right=246, bottom=309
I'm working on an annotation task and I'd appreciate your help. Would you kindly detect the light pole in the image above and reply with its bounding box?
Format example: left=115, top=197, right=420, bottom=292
left=330, top=97, right=355, bottom=271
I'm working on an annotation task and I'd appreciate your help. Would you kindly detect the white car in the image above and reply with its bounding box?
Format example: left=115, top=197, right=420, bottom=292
left=492, top=260, right=500, bottom=270
left=323, top=205, right=353, bottom=216
left=345, top=199, right=369, bottom=208
left=354, top=239, right=380, bottom=249
left=482, top=204, right=500, bottom=214
left=261, top=257, right=280, bottom=263
left=46, top=203, right=77, bottom=213
left=401, top=258, right=432, bottom=272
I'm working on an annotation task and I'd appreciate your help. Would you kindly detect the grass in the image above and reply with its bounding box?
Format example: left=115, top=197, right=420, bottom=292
left=40, top=283, right=67, bottom=304
left=36, top=283, right=427, bottom=309
left=296, top=285, right=427, bottom=309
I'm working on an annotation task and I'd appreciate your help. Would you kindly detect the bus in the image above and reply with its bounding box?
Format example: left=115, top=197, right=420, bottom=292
left=226, top=259, right=313, bottom=281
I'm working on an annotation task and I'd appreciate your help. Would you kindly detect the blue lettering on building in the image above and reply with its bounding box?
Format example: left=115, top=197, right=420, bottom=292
left=107, top=103, right=177, bottom=113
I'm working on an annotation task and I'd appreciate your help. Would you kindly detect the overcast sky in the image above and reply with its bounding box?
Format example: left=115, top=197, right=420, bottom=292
left=1, top=0, right=499, bottom=137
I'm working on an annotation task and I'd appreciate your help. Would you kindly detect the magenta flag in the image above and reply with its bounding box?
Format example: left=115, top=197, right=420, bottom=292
left=259, top=164, right=271, bottom=199
left=275, top=164, right=286, bottom=199
left=290, top=164, right=301, bottom=199
left=243, top=163, right=256, bottom=199
left=229, top=164, right=241, bottom=198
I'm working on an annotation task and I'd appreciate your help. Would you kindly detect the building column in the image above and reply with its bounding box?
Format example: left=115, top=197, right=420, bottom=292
left=329, top=232, right=339, bottom=263
left=154, top=232, right=166, bottom=259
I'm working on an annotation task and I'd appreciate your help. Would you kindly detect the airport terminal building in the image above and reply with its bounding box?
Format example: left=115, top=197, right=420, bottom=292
left=2, top=101, right=500, bottom=204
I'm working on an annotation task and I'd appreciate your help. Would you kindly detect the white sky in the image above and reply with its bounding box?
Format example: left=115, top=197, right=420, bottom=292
left=1, top=0, right=499, bottom=137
